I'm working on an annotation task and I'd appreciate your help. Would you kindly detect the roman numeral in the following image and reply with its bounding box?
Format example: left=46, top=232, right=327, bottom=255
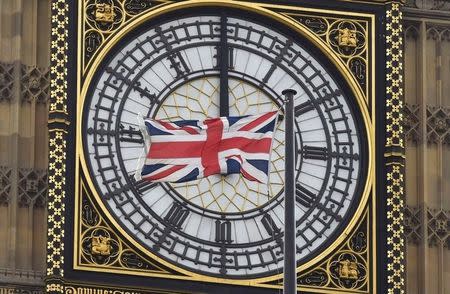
left=164, top=202, right=189, bottom=229
left=215, top=220, right=233, bottom=243
left=302, top=145, right=328, bottom=161
left=261, top=214, right=280, bottom=236
left=119, top=124, right=143, bottom=144
left=105, top=67, right=156, bottom=102
left=154, top=27, right=190, bottom=78
left=295, top=184, right=317, bottom=208
left=295, top=100, right=314, bottom=116
left=262, top=40, right=293, bottom=84
left=135, top=180, right=158, bottom=194
left=104, top=179, right=158, bottom=200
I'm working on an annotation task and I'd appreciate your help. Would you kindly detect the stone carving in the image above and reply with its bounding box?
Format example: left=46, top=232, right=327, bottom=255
left=0, top=166, right=12, bottom=206
left=21, top=65, right=50, bottom=104
left=427, top=105, right=450, bottom=144
left=403, top=205, right=450, bottom=248
left=402, top=104, right=450, bottom=144
left=0, top=62, right=15, bottom=103
left=406, top=0, right=450, bottom=11
left=404, top=23, right=419, bottom=40
left=18, top=168, right=48, bottom=208
left=404, top=205, right=422, bottom=244
left=403, top=103, right=421, bottom=143
left=427, top=207, right=450, bottom=247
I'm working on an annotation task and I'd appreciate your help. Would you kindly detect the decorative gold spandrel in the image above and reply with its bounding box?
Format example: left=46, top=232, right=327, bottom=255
left=262, top=210, right=370, bottom=293
left=77, top=180, right=171, bottom=274
left=82, top=0, right=172, bottom=68
left=329, top=21, right=366, bottom=56
left=82, top=226, right=120, bottom=265
left=282, top=12, right=370, bottom=101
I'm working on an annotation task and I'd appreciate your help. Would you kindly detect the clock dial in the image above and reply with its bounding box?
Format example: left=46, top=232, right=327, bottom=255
left=82, top=11, right=368, bottom=278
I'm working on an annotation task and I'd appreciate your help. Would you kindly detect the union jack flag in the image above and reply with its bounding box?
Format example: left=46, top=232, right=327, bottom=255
left=135, top=111, right=279, bottom=184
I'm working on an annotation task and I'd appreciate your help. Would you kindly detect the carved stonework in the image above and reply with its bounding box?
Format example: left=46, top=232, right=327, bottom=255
left=402, top=205, right=450, bottom=248
left=427, top=207, right=450, bottom=248
left=18, top=168, right=48, bottom=208
left=403, top=103, right=420, bottom=143
left=401, top=104, right=450, bottom=144
left=406, top=0, right=450, bottom=11
left=0, top=62, right=15, bottom=103
left=427, top=105, right=450, bottom=144
left=404, top=205, right=422, bottom=244
left=404, top=23, right=419, bottom=40
left=0, top=286, right=44, bottom=294
left=21, top=65, right=50, bottom=104
left=0, top=166, right=12, bottom=206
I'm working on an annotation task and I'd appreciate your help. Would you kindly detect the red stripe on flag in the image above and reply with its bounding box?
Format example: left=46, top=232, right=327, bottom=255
left=202, top=118, right=223, bottom=176
left=156, top=120, right=199, bottom=135
left=143, top=164, right=187, bottom=181
left=241, top=168, right=260, bottom=183
left=219, top=137, right=272, bottom=153
left=238, top=111, right=276, bottom=131
left=148, top=141, right=204, bottom=158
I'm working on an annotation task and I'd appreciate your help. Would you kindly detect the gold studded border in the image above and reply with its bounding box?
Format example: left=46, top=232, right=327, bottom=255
left=384, top=2, right=406, bottom=294
left=47, top=0, right=69, bottom=292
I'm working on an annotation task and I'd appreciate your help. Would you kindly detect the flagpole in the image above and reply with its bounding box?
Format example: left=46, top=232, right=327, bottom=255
left=282, top=89, right=297, bottom=294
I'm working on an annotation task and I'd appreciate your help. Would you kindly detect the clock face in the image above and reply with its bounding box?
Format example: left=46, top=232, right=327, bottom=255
left=82, top=10, right=368, bottom=279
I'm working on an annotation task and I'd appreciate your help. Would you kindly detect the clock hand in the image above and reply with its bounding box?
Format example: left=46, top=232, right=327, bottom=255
left=106, top=67, right=157, bottom=103
left=219, top=12, right=229, bottom=117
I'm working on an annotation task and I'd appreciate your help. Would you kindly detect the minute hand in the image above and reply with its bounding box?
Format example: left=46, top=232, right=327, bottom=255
left=219, top=13, right=229, bottom=117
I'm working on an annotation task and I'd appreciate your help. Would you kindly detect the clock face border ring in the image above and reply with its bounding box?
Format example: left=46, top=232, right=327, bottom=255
left=76, top=0, right=374, bottom=284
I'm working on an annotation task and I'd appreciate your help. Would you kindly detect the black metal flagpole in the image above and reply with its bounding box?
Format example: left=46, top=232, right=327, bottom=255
left=282, top=89, right=297, bottom=294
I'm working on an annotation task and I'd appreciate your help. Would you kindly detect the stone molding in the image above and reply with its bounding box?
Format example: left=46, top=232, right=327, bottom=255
left=0, top=166, right=47, bottom=208
left=403, top=103, right=450, bottom=144
left=404, top=204, right=450, bottom=247
left=405, top=0, right=450, bottom=11
left=0, top=61, right=49, bottom=104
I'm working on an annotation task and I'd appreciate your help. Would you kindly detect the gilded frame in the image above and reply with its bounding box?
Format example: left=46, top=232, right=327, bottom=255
left=46, top=0, right=406, bottom=293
